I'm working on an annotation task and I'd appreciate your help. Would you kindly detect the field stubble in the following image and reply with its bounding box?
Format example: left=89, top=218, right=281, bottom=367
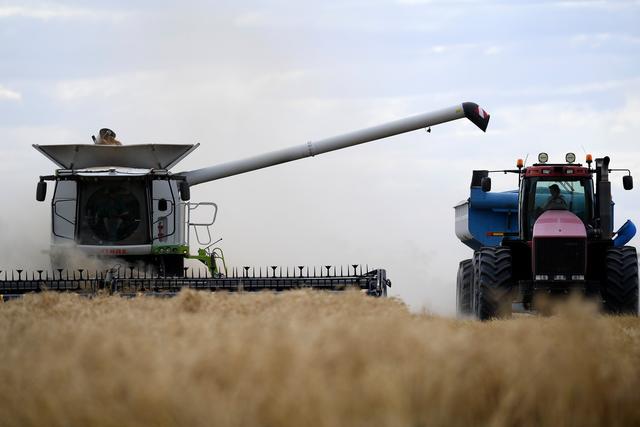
left=0, top=290, right=638, bottom=427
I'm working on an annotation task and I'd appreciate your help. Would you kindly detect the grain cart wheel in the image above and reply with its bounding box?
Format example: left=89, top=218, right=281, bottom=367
left=602, top=246, right=639, bottom=315
left=471, top=251, right=480, bottom=314
left=474, top=247, right=514, bottom=321
left=456, top=259, right=473, bottom=315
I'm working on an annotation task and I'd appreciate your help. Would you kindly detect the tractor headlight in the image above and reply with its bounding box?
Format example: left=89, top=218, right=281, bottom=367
left=565, top=152, right=576, bottom=164
left=538, top=152, right=549, bottom=164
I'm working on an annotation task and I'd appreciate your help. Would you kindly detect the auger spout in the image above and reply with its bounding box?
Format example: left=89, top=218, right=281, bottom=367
left=182, top=102, right=489, bottom=186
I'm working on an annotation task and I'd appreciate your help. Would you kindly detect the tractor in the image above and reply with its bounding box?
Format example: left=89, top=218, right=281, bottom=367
left=455, top=153, right=638, bottom=319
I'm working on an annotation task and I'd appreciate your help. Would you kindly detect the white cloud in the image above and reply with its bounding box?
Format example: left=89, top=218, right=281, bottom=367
left=490, top=97, right=640, bottom=154
left=0, top=84, right=21, bottom=100
left=483, top=45, right=503, bottom=55
left=556, top=0, right=640, bottom=9
left=428, top=43, right=477, bottom=54
left=397, top=0, right=482, bottom=4
left=398, top=0, right=640, bottom=10
left=427, top=43, right=504, bottom=56
left=54, top=72, right=178, bottom=102
left=493, top=77, right=640, bottom=99
left=55, top=75, right=132, bottom=101
left=570, top=32, right=640, bottom=47
left=233, top=11, right=267, bottom=27
left=0, top=5, right=127, bottom=21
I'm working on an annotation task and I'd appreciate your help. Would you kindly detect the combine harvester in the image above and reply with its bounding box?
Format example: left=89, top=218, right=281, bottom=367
left=1, top=102, right=490, bottom=300
left=455, top=153, right=638, bottom=319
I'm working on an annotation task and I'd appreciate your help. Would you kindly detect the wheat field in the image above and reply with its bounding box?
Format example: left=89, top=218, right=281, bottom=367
left=0, top=290, right=638, bottom=427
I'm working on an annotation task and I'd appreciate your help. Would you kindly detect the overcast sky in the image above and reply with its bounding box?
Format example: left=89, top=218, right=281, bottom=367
left=1, top=0, right=639, bottom=313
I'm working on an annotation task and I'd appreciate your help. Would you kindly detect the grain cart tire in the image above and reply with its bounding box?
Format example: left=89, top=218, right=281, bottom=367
left=602, top=246, right=639, bottom=315
left=471, top=251, right=480, bottom=313
left=456, top=259, right=473, bottom=315
left=474, top=247, right=514, bottom=321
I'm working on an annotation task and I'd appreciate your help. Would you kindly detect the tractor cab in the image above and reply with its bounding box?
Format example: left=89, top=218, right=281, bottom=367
left=519, top=157, right=594, bottom=241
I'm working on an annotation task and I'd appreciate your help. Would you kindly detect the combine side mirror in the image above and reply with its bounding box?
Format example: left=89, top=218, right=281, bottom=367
left=481, top=176, right=492, bottom=192
left=623, top=175, right=633, bottom=190
left=158, top=198, right=168, bottom=211
left=36, top=181, right=47, bottom=201
left=179, top=181, right=191, bottom=201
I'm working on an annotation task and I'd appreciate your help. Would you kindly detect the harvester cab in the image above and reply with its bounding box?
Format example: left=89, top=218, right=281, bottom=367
left=455, top=152, right=638, bottom=319
left=2, top=102, right=491, bottom=299
left=33, top=143, right=213, bottom=277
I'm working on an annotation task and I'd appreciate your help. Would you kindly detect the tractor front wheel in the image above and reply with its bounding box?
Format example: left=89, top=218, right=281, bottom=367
left=456, top=259, right=473, bottom=316
left=602, top=246, right=639, bottom=315
left=474, top=247, right=514, bottom=321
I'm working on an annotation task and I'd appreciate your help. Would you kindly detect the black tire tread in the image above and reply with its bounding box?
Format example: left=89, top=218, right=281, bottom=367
left=603, top=246, right=639, bottom=315
left=456, top=259, right=473, bottom=315
left=475, top=247, right=513, bottom=321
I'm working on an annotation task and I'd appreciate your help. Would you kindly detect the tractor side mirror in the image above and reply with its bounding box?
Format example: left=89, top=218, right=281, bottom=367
left=623, top=175, right=633, bottom=190
left=36, top=181, right=47, bottom=201
left=179, top=181, right=191, bottom=201
left=481, top=176, right=492, bottom=192
left=158, top=198, right=168, bottom=211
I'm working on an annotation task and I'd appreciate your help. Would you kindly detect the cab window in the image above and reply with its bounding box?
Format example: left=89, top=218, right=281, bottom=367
left=523, top=178, right=592, bottom=238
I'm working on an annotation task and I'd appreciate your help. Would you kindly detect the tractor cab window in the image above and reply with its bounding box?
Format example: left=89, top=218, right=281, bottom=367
left=523, top=178, right=593, bottom=238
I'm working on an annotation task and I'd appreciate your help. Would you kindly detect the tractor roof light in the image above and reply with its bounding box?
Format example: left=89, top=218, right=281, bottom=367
left=566, top=152, right=576, bottom=164
left=586, top=153, right=593, bottom=166
left=517, top=158, right=524, bottom=169
left=538, top=152, right=549, bottom=164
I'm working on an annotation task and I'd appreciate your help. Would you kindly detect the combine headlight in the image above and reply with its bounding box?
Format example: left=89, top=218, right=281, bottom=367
left=571, top=275, right=585, bottom=281
left=565, top=152, right=576, bottom=164
left=553, top=274, right=566, bottom=281
left=535, top=274, right=549, bottom=281
left=538, top=152, right=549, bottom=164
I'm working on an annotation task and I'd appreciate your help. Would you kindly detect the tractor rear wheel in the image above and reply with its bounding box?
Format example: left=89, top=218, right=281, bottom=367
left=602, top=246, right=639, bottom=315
left=456, top=259, right=473, bottom=315
left=474, top=247, right=514, bottom=321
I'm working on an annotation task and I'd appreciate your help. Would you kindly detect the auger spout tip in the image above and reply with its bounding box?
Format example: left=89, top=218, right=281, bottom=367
left=462, top=102, right=490, bottom=132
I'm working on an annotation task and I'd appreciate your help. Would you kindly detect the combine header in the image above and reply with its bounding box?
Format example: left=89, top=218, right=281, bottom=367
left=0, top=265, right=388, bottom=301
left=2, top=102, right=490, bottom=299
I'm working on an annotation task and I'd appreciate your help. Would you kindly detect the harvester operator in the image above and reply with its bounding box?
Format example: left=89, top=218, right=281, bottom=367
left=543, top=184, right=568, bottom=210
left=93, top=128, right=122, bottom=145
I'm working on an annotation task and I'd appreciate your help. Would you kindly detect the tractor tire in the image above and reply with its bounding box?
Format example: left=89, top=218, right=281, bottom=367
left=456, top=259, right=473, bottom=315
left=474, top=247, right=514, bottom=321
left=602, top=246, right=639, bottom=315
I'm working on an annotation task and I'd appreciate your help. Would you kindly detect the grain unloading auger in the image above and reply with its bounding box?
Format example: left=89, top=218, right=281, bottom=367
left=1, top=102, right=489, bottom=300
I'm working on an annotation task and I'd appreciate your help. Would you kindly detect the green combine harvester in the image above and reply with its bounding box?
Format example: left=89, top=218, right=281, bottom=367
left=1, top=102, right=490, bottom=300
